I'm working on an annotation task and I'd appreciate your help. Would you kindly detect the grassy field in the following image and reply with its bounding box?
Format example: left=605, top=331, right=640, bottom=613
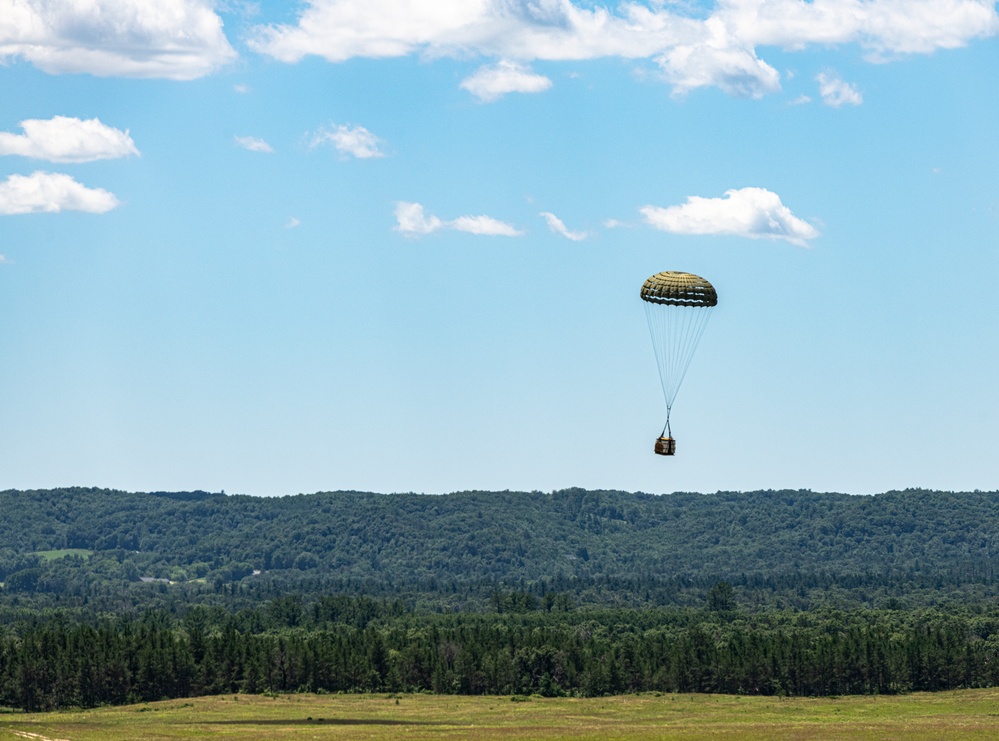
left=3, top=689, right=999, bottom=740
left=30, top=549, right=93, bottom=561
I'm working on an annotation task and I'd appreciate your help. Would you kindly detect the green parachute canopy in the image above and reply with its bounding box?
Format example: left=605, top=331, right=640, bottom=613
left=640, top=271, right=718, bottom=307
left=640, top=271, right=717, bottom=432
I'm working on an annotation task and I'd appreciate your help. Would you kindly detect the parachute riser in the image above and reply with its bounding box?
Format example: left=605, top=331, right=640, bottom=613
left=655, top=408, right=675, bottom=455
left=661, top=407, right=672, bottom=439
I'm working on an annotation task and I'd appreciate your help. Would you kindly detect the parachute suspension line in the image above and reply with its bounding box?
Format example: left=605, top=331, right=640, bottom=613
left=643, top=301, right=713, bottom=408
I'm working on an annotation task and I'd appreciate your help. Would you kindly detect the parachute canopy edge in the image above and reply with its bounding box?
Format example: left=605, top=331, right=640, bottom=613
left=640, top=271, right=718, bottom=307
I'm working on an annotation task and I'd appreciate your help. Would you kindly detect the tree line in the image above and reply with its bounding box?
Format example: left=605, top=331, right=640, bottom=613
left=3, top=599, right=999, bottom=711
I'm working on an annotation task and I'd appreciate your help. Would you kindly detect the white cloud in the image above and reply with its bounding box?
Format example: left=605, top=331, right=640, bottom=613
left=451, top=214, right=524, bottom=236
left=816, top=71, right=862, bottom=107
left=248, top=0, right=999, bottom=98
left=235, top=135, right=274, bottom=153
left=460, top=60, right=553, bottom=101
left=0, top=171, right=120, bottom=215
left=310, top=124, right=385, bottom=158
left=858, top=0, right=999, bottom=57
left=640, top=187, right=819, bottom=246
left=714, top=0, right=999, bottom=57
left=0, top=0, right=237, bottom=79
left=395, top=201, right=444, bottom=235
left=394, top=201, right=522, bottom=236
left=234, top=83, right=250, bottom=93
left=0, top=254, right=9, bottom=264
left=0, top=117, right=138, bottom=163
left=286, top=216, right=301, bottom=228
left=658, top=18, right=781, bottom=98
left=540, top=211, right=586, bottom=240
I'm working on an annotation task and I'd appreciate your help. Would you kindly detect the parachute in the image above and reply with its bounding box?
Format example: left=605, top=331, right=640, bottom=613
left=640, top=271, right=717, bottom=456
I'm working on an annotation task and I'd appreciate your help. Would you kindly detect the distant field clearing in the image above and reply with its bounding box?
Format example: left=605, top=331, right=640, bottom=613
left=30, top=549, right=93, bottom=561
left=3, top=689, right=999, bottom=740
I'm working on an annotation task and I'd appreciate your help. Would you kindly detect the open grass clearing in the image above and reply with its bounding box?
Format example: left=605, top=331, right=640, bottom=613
left=30, top=550, right=93, bottom=562
left=3, top=689, right=999, bottom=740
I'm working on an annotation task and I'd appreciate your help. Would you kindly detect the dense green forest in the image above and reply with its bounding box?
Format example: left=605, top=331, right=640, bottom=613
left=2, top=487, right=998, bottom=611
left=4, top=598, right=999, bottom=711
left=2, top=486, right=999, bottom=710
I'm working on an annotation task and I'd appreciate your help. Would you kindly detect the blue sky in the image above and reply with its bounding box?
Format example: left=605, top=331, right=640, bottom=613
left=1, top=0, right=997, bottom=497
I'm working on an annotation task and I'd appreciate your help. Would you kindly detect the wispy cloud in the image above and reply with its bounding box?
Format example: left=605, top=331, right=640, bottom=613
left=640, top=187, right=818, bottom=246
left=460, top=60, right=553, bottom=102
left=0, top=0, right=236, bottom=79
left=0, top=171, right=120, bottom=215
left=816, top=71, right=862, bottom=107
left=285, top=216, right=301, bottom=229
left=248, top=0, right=999, bottom=98
left=540, top=211, right=587, bottom=241
left=310, top=124, right=385, bottom=159
left=235, top=135, right=274, bottom=153
left=450, top=214, right=523, bottom=236
left=394, top=201, right=521, bottom=237
left=0, top=117, right=138, bottom=163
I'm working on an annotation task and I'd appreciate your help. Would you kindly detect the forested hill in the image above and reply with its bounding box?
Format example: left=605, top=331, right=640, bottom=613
left=2, top=487, right=999, bottom=608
